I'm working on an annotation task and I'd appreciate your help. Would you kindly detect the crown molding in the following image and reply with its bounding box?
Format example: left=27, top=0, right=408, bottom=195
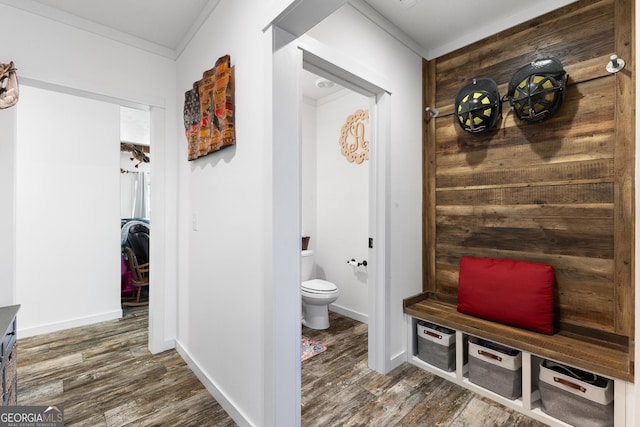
left=347, top=0, right=427, bottom=59
left=0, top=0, right=176, bottom=59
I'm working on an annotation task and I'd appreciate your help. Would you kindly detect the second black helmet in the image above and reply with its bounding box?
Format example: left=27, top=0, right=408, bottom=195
left=508, top=57, right=567, bottom=123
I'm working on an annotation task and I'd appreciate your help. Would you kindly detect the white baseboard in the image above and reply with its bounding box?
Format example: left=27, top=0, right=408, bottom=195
left=149, top=338, right=176, bottom=354
left=329, top=303, right=368, bottom=324
left=390, top=350, right=406, bottom=370
left=18, top=309, right=122, bottom=338
left=175, top=340, right=253, bottom=427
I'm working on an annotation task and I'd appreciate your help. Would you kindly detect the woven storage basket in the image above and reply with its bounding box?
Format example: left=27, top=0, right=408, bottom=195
left=468, top=337, right=522, bottom=400
left=539, top=360, right=613, bottom=427
left=416, top=321, right=456, bottom=371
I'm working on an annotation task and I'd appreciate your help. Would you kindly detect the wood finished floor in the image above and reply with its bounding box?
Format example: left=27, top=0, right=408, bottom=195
left=16, top=307, right=548, bottom=426
left=17, top=306, right=235, bottom=427
left=302, top=313, right=546, bottom=427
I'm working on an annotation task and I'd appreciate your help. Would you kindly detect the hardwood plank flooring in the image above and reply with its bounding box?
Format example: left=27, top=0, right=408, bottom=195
left=16, top=307, right=547, bottom=426
left=17, top=306, right=235, bottom=427
left=301, top=312, right=547, bottom=427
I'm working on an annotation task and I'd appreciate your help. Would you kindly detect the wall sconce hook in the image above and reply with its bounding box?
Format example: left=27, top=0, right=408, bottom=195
left=606, top=54, right=625, bottom=73
left=425, top=106, right=439, bottom=119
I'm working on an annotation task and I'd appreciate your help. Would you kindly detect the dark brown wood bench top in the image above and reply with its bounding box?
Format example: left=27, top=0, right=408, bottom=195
left=404, top=292, right=633, bottom=382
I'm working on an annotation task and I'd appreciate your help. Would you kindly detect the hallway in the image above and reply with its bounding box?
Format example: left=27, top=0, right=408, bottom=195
left=17, top=307, right=235, bottom=426
left=17, top=308, right=545, bottom=426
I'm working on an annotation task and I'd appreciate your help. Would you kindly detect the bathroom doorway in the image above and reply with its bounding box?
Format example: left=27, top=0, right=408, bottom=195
left=298, top=50, right=391, bottom=374
left=301, top=69, right=371, bottom=324
left=270, top=17, right=395, bottom=424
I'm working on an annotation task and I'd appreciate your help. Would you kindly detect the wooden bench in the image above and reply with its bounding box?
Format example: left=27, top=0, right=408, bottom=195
left=404, top=292, right=633, bottom=382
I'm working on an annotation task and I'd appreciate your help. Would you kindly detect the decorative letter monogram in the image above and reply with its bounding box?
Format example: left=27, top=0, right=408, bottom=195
left=339, top=109, right=369, bottom=164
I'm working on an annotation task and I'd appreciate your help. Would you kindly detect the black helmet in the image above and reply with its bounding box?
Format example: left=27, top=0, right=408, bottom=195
left=508, top=57, right=567, bottom=123
left=454, top=78, right=501, bottom=133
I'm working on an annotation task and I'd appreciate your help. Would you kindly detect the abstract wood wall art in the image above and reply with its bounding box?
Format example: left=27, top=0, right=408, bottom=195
left=184, top=55, right=235, bottom=161
left=339, top=109, right=369, bottom=164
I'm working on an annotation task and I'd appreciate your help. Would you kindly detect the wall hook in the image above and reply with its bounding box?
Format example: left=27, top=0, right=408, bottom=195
left=606, top=54, right=625, bottom=73
left=425, top=107, right=439, bottom=119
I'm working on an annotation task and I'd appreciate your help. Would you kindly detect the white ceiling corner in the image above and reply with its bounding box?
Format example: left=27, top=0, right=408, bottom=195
left=357, top=0, right=579, bottom=60
left=1, top=0, right=580, bottom=94
left=1, top=0, right=580, bottom=62
left=0, top=0, right=220, bottom=59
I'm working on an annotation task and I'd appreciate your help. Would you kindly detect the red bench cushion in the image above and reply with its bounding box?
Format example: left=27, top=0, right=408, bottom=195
left=457, top=256, right=555, bottom=334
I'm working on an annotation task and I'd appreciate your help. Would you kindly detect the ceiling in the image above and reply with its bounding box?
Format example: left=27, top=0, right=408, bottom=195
left=25, top=0, right=210, bottom=50
left=0, top=0, right=218, bottom=58
left=2, top=0, right=576, bottom=101
left=4, top=0, right=576, bottom=60
left=357, top=0, right=576, bottom=59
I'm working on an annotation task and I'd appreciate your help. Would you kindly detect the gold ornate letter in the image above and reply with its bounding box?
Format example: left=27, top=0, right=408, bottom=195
left=339, top=109, right=369, bottom=164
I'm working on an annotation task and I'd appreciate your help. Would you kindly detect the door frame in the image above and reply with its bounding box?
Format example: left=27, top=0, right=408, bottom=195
left=15, top=77, right=171, bottom=353
left=269, top=26, right=392, bottom=426
left=298, top=38, right=392, bottom=373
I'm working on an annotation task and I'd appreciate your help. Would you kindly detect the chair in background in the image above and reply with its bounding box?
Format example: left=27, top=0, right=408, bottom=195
left=122, top=220, right=150, bottom=264
left=122, top=246, right=149, bottom=307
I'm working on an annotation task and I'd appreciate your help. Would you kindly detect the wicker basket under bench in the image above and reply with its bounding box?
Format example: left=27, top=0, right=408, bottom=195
left=404, top=292, right=632, bottom=427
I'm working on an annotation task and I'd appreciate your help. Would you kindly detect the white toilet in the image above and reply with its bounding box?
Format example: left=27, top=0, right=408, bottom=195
left=301, top=250, right=339, bottom=330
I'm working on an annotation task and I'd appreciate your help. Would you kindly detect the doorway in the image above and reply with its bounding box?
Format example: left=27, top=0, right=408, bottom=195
left=300, top=47, right=391, bottom=374
left=269, top=26, right=392, bottom=426
left=13, top=83, right=164, bottom=343
left=300, top=68, right=371, bottom=323
left=120, top=106, right=151, bottom=308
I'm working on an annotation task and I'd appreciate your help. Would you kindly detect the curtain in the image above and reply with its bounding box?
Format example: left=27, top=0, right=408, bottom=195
left=122, top=171, right=150, bottom=219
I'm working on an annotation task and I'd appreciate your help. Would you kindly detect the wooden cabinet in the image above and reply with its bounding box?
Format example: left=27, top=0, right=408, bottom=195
left=0, top=305, right=19, bottom=406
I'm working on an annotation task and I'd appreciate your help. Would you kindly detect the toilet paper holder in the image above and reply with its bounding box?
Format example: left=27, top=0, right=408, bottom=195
left=347, top=258, right=368, bottom=267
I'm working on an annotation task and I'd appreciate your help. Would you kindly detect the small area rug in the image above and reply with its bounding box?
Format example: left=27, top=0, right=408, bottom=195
left=301, top=336, right=327, bottom=362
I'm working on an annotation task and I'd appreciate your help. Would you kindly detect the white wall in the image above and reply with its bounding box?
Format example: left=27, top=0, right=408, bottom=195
left=301, top=99, right=317, bottom=248
left=314, top=90, right=370, bottom=320
left=0, top=106, right=16, bottom=307
left=175, top=2, right=351, bottom=425
left=175, top=1, right=271, bottom=425
left=0, top=3, right=177, bottom=348
left=16, top=86, right=121, bottom=335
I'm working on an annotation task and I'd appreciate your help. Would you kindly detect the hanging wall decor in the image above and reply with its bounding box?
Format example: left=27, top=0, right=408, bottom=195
left=507, top=57, right=567, bottom=123
left=120, top=142, right=150, bottom=168
left=339, top=109, right=369, bottom=164
left=0, top=61, right=19, bottom=109
left=454, top=78, right=501, bottom=134
left=184, top=55, right=235, bottom=161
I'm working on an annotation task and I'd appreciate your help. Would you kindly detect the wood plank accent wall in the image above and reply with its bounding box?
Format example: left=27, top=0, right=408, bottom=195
left=423, top=0, right=635, bottom=345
